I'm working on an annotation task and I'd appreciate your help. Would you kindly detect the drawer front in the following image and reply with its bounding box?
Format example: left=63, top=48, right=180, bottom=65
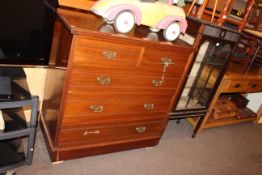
left=72, top=38, right=143, bottom=69
left=58, top=121, right=163, bottom=147
left=245, top=80, right=262, bottom=92
left=141, top=48, right=189, bottom=77
left=62, top=112, right=166, bottom=128
left=64, top=92, right=174, bottom=115
left=203, top=26, right=240, bottom=42
left=224, top=80, right=246, bottom=93
left=68, top=71, right=179, bottom=91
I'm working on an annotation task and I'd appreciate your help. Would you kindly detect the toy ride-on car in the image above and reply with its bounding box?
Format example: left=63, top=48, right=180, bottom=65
left=91, top=0, right=187, bottom=41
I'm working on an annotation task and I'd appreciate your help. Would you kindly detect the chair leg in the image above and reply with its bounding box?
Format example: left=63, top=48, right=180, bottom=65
left=217, top=0, right=234, bottom=26
left=211, top=0, right=218, bottom=23
left=238, top=0, right=255, bottom=31
left=187, top=0, right=198, bottom=15
left=197, top=0, right=209, bottom=18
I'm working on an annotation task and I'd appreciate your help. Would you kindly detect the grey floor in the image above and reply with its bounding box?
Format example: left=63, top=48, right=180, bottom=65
left=15, top=120, right=262, bottom=175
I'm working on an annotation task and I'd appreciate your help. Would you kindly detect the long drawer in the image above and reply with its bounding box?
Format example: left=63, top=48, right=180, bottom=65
left=68, top=71, right=179, bottom=92
left=72, top=37, right=189, bottom=77
left=58, top=121, right=163, bottom=147
left=62, top=112, right=166, bottom=128
left=63, top=92, right=174, bottom=115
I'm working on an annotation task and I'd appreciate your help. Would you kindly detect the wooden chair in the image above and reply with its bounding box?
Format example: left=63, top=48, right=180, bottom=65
left=187, top=0, right=232, bottom=23
left=187, top=0, right=256, bottom=31
left=221, top=0, right=256, bottom=31
left=247, top=0, right=262, bottom=30
left=187, top=0, right=220, bottom=23
left=230, top=33, right=260, bottom=72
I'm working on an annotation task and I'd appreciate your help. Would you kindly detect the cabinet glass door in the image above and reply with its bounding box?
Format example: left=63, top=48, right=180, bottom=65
left=174, top=38, right=233, bottom=112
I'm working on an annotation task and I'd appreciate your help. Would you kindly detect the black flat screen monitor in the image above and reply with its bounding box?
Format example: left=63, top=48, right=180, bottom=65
left=0, top=0, right=57, bottom=65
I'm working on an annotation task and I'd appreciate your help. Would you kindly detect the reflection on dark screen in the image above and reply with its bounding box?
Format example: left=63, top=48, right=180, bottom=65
left=0, top=0, right=57, bottom=65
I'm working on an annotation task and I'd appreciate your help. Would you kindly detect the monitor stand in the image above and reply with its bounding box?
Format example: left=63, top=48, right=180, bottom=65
left=0, top=67, right=26, bottom=79
left=0, top=77, right=12, bottom=101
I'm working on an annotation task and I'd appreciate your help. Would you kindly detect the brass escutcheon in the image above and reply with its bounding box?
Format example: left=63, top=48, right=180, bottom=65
left=83, top=130, right=101, bottom=135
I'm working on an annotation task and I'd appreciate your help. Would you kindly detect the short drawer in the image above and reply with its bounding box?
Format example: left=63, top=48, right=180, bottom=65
left=58, top=121, right=164, bottom=147
left=141, top=48, right=189, bottom=77
left=68, top=71, right=179, bottom=92
left=224, top=80, right=246, bottom=93
left=64, top=92, right=174, bottom=116
left=245, top=80, right=262, bottom=92
left=62, top=112, right=166, bottom=128
left=72, top=37, right=143, bottom=69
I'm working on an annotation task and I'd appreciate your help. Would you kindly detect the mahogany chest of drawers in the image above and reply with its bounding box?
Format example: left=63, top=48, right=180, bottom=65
left=41, top=9, right=195, bottom=162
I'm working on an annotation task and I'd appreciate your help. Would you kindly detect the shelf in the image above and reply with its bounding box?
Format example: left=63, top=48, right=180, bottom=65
left=186, top=117, right=198, bottom=128
left=186, top=115, right=256, bottom=129
left=1, top=109, right=27, bottom=133
left=0, top=138, right=26, bottom=167
left=203, top=116, right=256, bottom=129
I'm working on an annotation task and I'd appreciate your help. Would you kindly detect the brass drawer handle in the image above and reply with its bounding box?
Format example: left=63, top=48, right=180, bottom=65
left=144, top=103, right=154, bottom=110
left=136, top=126, right=146, bottom=133
left=97, top=76, right=111, bottom=85
left=152, top=80, right=163, bottom=87
left=234, top=83, right=241, bottom=88
left=102, top=50, right=117, bottom=60
left=161, top=57, right=174, bottom=66
left=90, top=105, right=103, bottom=113
left=83, top=130, right=101, bottom=136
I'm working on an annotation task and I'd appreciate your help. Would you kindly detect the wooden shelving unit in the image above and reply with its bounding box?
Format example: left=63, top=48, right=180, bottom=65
left=187, top=115, right=256, bottom=129
left=192, top=62, right=262, bottom=133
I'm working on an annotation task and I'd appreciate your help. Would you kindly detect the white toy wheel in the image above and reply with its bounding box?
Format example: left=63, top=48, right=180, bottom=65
left=163, top=22, right=181, bottom=41
left=114, top=11, right=135, bottom=33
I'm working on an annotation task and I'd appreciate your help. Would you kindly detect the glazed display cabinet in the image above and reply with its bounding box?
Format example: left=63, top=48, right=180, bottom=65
left=170, top=17, right=241, bottom=137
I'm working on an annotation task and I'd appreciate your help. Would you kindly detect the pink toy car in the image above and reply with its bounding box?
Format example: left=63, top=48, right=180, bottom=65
left=92, top=0, right=187, bottom=41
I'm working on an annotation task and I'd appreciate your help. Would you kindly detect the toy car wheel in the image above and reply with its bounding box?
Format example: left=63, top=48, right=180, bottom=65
left=163, top=22, right=181, bottom=41
left=114, top=11, right=135, bottom=33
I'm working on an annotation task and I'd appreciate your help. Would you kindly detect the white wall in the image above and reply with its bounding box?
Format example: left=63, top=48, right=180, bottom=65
left=23, top=67, right=47, bottom=121
left=247, top=93, right=262, bottom=123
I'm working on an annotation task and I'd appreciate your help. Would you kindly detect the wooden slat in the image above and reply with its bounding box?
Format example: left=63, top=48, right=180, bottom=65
left=58, top=0, right=96, bottom=11
left=225, top=16, right=242, bottom=25
left=203, top=117, right=256, bottom=129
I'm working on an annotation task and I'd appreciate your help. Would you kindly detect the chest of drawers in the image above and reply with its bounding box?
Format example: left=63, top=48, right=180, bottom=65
left=41, top=9, right=195, bottom=162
